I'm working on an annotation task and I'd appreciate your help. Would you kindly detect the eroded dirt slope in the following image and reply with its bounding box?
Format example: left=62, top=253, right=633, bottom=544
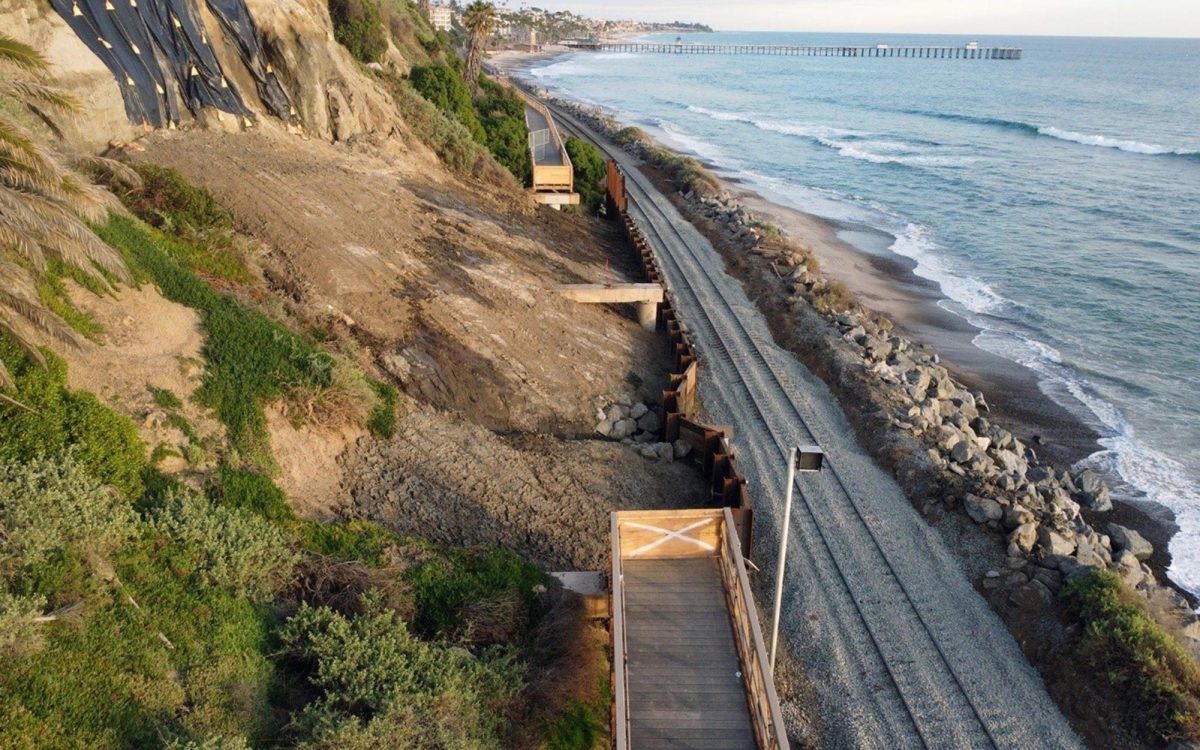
left=136, top=131, right=668, bottom=434
left=124, top=128, right=706, bottom=557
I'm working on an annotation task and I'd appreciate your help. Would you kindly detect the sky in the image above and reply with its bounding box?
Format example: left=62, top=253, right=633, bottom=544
left=505, top=0, right=1200, bottom=38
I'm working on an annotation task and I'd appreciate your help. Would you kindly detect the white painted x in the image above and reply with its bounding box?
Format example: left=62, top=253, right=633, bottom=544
left=625, top=518, right=716, bottom=557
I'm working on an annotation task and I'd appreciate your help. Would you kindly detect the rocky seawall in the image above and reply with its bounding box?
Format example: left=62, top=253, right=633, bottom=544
left=532, top=88, right=1200, bottom=647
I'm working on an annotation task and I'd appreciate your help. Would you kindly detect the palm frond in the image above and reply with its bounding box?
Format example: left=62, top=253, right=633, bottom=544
left=0, top=261, right=78, bottom=345
left=0, top=34, right=131, bottom=395
left=76, top=155, right=143, bottom=190
left=0, top=34, right=50, bottom=76
left=0, top=80, right=80, bottom=115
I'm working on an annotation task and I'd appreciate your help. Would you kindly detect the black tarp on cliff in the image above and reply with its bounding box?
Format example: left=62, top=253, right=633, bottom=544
left=49, top=0, right=295, bottom=128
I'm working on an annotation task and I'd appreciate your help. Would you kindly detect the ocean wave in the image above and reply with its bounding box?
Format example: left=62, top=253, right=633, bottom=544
left=903, top=109, right=1200, bottom=159
left=686, top=105, right=972, bottom=167
left=1037, top=126, right=1198, bottom=156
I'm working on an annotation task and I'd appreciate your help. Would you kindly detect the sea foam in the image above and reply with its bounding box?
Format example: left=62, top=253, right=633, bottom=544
left=686, top=105, right=973, bottom=168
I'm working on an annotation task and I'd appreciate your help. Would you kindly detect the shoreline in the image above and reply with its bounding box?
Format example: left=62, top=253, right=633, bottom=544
left=491, top=48, right=1183, bottom=594
left=730, top=189, right=1183, bottom=580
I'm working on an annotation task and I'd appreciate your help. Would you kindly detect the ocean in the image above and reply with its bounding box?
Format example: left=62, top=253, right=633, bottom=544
left=525, top=32, right=1200, bottom=593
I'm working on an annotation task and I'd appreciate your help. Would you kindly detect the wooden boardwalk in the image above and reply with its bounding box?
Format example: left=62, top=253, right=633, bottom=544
left=611, top=509, right=787, bottom=749
left=624, top=558, right=757, bottom=749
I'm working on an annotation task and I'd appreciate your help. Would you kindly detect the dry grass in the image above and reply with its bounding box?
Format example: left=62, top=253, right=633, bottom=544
left=281, top=358, right=376, bottom=431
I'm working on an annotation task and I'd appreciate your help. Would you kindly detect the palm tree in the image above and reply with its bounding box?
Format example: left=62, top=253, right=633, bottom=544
left=462, top=1, right=496, bottom=95
left=419, top=0, right=431, bottom=20
left=0, top=34, right=129, bottom=393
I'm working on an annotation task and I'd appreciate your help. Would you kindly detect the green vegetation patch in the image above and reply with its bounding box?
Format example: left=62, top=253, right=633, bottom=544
left=476, top=77, right=532, bottom=185
left=565, top=136, right=605, bottom=212
left=329, top=0, right=389, bottom=64
left=297, top=519, right=407, bottom=566
left=280, top=597, right=524, bottom=748
left=0, top=336, right=146, bottom=498
left=211, top=465, right=296, bottom=524
left=381, top=73, right=504, bottom=180
left=408, top=547, right=549, bottom=642
left=541, top=699, right=606, bottom=750
left=408, top=65, right=531, bottom=185
left=410, top=63, right=486, bottom=141
left=1061, top=569, right=1200, bottom=742
left=153, top=490, right=299, bottom=601
left=149, top=385, right=184, bottom=410
left=366, top=378, right=397, bottom=438
left=97, top=214, right=334, bottom=467
left=117, top=164, right=250, bottom=285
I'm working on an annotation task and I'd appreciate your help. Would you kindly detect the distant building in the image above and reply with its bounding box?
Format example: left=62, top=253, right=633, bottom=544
left=429, top=5, right=454, bottom=32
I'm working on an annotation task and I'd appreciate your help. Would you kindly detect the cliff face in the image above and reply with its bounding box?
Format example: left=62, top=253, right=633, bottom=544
left=4, top=0, right=415, bottom=145
left=0, top=0, right=134, bottom=147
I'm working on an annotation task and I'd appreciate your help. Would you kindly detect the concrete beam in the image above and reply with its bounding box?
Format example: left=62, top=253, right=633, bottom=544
left=533, top=192, right=580, bottom=210
left=555, top=283, right=663, bottom=330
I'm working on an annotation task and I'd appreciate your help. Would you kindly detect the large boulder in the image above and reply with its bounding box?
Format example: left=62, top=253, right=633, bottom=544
left=1107, top=523, right=1153, bottom=561
left=1008, top=523, right=1038, bottom=553
left=636, top=410, right=661, bottom=434
left=1037, top=527, right=1077, bottom=557
left=964, top=494, right=1003, bottom=524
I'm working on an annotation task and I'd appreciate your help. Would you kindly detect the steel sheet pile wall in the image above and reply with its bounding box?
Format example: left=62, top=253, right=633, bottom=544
left=609, top=160, right=754, bottom=549
left=49, top=0, right=295, bottom=128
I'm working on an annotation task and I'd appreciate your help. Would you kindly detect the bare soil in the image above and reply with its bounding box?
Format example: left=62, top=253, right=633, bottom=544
left=60, top=282, right=223, bottom=474
left=123, top=128, right=707, bottom=568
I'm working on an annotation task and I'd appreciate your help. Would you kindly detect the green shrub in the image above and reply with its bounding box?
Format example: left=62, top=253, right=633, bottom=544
left=366, top=378, right=397, bottom=438
left=150, top=385, right=184, bottom=410
left=408, top=547, right=548, bottom=641
left=542, top=700, right=605, bottom=750
left=0, top=532, right=285, bottom=748
left=329, top=0, right=389, bottom=63
left=565, top=136, right=605, bottom=212
left=163, top=736, right=252, bottom=750
left=97, top=215, right=334, bottom=467
left=298, top=520, right=404, bottom=566
left=613, top=126, right=648, bottom=147
left=1061, top=569, right=1200, bottom=742
left=383, top=75, right=502, bottom=180
left=410, top=63, right=486, bottom=142
left=116, top=164, right=250, bottom=284
left=0, top=592, right=48, bottom=658
left=0, top=453, right=139, bottom=572
left=280, top=598, right=524, bottom=748
left=477, top=78, right=532, bottom=185
left=211, top=465, right=295, bottom=524
left=153, top=490, right=298, bottom=601
left=0, top=336, right=147, bottom=498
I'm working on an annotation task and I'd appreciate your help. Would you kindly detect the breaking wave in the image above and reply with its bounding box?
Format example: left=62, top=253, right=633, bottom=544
left=902, top=110, right=1200, bottom=158
left=686, top=105, right=973, bottom=167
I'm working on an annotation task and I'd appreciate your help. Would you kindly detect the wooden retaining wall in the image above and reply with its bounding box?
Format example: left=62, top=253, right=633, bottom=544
left=611, top=160, right=753, bottom=553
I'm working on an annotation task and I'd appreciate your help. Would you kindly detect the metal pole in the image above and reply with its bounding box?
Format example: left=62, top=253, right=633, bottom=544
left=769, top=446, right=797, bottom=674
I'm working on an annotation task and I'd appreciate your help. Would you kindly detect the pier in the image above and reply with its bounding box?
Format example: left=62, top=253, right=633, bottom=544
left=564, top=41, right=1022, bottom=60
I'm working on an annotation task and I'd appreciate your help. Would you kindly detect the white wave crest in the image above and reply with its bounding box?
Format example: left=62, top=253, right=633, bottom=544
left=687, top=105, right=970, bottom=167
left=1037, top=126, right=1197, bottom=156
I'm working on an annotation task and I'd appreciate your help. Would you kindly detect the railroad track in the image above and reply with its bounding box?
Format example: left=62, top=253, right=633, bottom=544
left=538, top=94, right=1083, bottom=749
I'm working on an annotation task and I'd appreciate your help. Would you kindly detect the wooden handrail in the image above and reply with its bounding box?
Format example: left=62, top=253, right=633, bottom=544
left=720, top=507, right=789, bottom=749
left=611, top=513, right=630, bottom=749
